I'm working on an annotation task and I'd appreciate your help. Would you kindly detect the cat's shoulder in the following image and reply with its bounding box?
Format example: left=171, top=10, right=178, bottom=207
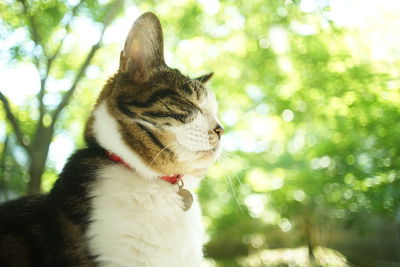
left=54, top=145, right=108, bottom=187
left=63, top=145, right=108, bottom=170
left=0, top=195, right=45, bottom=225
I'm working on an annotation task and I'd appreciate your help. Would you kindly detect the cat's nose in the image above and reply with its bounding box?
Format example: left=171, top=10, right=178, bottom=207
left=213, top=124, right=224, bottom=139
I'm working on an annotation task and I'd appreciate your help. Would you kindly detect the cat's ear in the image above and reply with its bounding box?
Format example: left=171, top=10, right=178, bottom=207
left=119, top=12, right=165, bottom=83
left=194, top=73, right=213, bottom=84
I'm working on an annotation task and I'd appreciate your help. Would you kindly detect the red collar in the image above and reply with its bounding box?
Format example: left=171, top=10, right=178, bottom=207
left=107, top=151, right=130, bottom=168
left=106, top=151, right=183, bottom=185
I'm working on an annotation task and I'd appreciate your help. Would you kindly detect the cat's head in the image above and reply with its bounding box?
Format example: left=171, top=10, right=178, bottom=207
left=86, top=12, right=223, bottom=178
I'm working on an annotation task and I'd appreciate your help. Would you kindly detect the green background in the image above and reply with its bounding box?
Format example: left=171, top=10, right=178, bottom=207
left=1, top=0, right=400, bottom=266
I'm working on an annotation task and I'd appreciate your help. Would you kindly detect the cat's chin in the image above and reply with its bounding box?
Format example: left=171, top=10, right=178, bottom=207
left=190, top=146, right=221, bottom=169
left=201, top=143, right=221, bottom=156
left=196, top=148, right=219, bottom=160
left=183, top=168, right=207, bottom=177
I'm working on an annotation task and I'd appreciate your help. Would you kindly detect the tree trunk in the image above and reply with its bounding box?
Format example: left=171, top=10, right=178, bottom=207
left=27, top=126, right=53, bottom=195
left=303, top=211, right=316, bottom=265
left=27, top=154, right=47, bottom=194
left=0, top=135, right=9, bottom=201
left=395, top=223, right=400, bottom=263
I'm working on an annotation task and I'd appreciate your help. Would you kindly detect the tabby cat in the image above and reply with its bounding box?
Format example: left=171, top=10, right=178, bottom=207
left=0, top=12, right=223, bottom=267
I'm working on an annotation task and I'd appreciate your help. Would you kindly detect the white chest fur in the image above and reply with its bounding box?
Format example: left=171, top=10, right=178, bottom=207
left=86, top=165, right=204, bottom=267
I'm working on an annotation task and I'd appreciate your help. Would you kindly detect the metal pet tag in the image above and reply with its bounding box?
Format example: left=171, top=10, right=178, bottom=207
left=178, top=188, right=193, bottom=211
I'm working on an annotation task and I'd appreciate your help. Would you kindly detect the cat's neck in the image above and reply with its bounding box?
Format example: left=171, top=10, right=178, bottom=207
left=90, top=102, right=162, bottom=179
left=104, top=148, right=201, bottom=190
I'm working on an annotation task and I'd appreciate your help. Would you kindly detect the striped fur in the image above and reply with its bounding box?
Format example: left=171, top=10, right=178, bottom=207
left=84, top=13, right=223, bottom=266
left=0, top=12, right=222, bottom=267
left=85, top=20, right=222, bottom=176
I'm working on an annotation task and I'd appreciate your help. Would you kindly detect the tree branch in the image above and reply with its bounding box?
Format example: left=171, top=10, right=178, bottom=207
left=51, top=0, right=123, bottom=124
left=0, top=135, right=9, bottom=200
left=18, top=0, right=40, bottom=46
left=18, top=0, right=47, bottom=128
left=18, top=0, right=43, bottom=68
left=43, top=0, right=84, bottom=83
left=51, top=33, right=103, bottom=124
left=38, top=0, right=84, bottom=122
left=0, top=91, right=31, bottom=154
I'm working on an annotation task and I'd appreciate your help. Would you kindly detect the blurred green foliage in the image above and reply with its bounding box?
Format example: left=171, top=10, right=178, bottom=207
left=1, top=0, right=400, bottom=266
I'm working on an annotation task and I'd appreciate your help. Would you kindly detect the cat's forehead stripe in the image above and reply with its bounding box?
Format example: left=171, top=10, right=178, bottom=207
left=125, top=89, right=177, bottom=108
left=181, top=82, right=193, bottom=95
left=136, top=122, right=169, bottom=152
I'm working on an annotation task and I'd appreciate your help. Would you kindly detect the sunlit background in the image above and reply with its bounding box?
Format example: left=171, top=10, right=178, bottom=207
left=1, top=0, right=400, bottom=266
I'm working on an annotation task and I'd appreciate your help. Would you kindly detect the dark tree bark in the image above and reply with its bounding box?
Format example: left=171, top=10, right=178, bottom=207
left=0, top=136, right=10, bottom=200
left=0, top=0, right=123, bottom=194
left=303, top=209, right=317, bottom=265
left=26, top=125, right=54, bottom=194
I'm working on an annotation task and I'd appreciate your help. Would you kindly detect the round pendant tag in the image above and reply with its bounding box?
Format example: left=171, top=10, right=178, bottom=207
left=178, top=188, right=193, bottom=211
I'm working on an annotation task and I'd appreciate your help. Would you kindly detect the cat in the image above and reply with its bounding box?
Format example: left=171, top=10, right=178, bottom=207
left=0, top=12, right=223, bottom=267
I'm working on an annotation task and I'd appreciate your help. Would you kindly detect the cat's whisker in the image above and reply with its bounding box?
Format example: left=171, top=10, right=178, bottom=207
left=218, top=151, right=233, bottom=161
left=212, top=153, right=247, bottom=215
left=222, top=171, right=246, bottom=215
left=1, top=11, right=222, bottom=266
left=149, top=140, right=179, bottom=167
left=174, top=163, right=184, bottom=175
